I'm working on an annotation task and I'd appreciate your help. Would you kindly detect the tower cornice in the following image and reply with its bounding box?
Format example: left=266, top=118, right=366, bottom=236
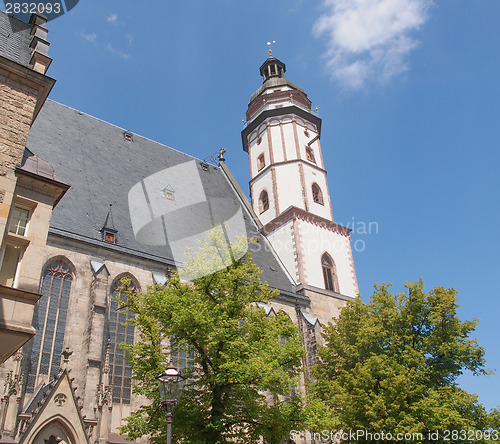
left=261, top=206, right=352, bottom=238
left=249, top=159, right=327, bottom=186
left=241, top=105, right=322, bottom=152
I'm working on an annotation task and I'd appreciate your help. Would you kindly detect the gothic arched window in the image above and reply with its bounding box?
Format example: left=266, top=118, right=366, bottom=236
left=26, top=260, right=73, bottom=393
left=312, top=183, right=324, bottom=205
left=109, top=278, right=137, bottom=405
left=321, top=253, right=339, bottom=293
left=259, top=190, right=270, bottom=214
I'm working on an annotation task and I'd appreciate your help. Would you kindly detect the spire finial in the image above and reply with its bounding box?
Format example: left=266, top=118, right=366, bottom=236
left=218, top=148, right=226, bottom=163
left=267, top=40, right=276, bottom=57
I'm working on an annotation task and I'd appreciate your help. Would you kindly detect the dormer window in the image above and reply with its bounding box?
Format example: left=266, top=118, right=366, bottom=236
left=306, top=147, right=316, bottom=163
left=105, top=232, right=115, bottom=243
left=162, top=185, right=175, bottom=201
left=257, top=154, right=266, bottom=171
left=103, top=228, right=117, bottom=243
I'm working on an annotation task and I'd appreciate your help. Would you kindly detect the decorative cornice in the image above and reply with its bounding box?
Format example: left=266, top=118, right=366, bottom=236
left=262, top=206, right=352, bottom=237
left=295, top=283, right=354, bottom=302
left=249, top=158, right=327, bottom=186
left=242, top=105, right=322, bottom=152
left=15, top=167, right=70, bottom=206
left=0, top=54, right=55, bottom=121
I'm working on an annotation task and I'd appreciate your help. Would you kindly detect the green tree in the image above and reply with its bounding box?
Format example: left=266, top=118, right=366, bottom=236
left=306, top=280, right=492, bottom=443
left=119, top=230, right=304, bottom=443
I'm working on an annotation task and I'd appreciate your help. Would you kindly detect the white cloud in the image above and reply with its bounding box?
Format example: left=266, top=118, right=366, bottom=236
left=81, top=33, right=97, bottom=43
left=107, top=13, right=118, bottom=24
left=313, top=0, right=432, bottom=88
left=106, top=43, right=130, bottom=60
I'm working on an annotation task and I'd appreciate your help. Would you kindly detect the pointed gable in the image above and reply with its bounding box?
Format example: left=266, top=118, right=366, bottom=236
left=19, top=370, right=89, bottom=444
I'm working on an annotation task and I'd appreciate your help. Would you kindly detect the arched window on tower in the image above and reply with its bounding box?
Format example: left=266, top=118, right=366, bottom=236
left=109, top=277, right=137, bottom=405
left=259, top=190, right=270, bottom=214
left=26, top=260, right=73, bottom=393
left=321, top=253, right=339, bottom=293
left=312, top=183, right=324, bottom=205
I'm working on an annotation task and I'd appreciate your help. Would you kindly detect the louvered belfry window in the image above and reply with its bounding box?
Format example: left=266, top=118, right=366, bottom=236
left=26, top=261, right=73, bottom=393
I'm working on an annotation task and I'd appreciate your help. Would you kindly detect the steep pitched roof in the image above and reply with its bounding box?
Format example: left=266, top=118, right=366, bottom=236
left=0, top=11, right=32, bottom=67
left=26, top=100, right=294, bottom=292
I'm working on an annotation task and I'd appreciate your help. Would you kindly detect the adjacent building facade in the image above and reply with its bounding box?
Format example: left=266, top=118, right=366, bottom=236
left=0, top=12, right=358, bottom=443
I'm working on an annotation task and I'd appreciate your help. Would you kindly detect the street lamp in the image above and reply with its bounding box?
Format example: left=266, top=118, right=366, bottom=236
left=156, top=363, right=184, bottom=444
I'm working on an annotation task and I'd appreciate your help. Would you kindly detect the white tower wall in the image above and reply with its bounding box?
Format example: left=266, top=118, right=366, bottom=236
left=242, top=56, right=358, bottom=301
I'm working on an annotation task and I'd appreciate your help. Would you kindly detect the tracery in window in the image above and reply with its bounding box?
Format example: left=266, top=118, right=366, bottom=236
left=26, top=260, right=73, bottom=393
left=259, top=190, right=270, bottom=214
left=321, top=253, right=339, bottom=293
left=312, top=183, right=324, bottom=205
left=109, top=278, right=137, bottom=404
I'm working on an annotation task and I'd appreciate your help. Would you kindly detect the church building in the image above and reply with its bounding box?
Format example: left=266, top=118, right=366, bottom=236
left=0, top=12, right=358, bottom=443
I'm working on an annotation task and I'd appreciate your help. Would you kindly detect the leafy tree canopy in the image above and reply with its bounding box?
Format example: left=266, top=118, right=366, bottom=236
left=119, top=230, right=305, bottom=443
left=306, top=280, right=494, bottom=443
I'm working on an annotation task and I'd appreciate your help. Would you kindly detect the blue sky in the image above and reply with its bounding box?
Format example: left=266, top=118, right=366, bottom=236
left=6, top=0, right=500, bottom=410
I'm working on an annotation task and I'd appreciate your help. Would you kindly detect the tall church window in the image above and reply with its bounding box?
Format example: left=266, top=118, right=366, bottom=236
left=321, top=253, right=339, bottom=293
left=312, top=183, right=324, bottom=205
left=259, top=190, right=269, bottom=214
left=26, top=260, right=73, bottom=393
left=109, top=278, right=137, bottom=404
left=171, top=338, right=194, bottom=384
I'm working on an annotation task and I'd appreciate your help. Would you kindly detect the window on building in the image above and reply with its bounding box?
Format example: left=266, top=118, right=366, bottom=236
left=321, top=253, right=339, bottom=293
left=171, top=338, right=194, bottom=384
left=312, top=183, right=324, bottom=205
left=109, top=278, right=137, bottom=404
left=306, top=147, right=316, bottom=163
left=0, top=244, right=23, bottom=287
left=259, top=190, right=269, bottom=214
left=26, top=260, right=73, bottom=393
left=9, top=206, right=30, bottom=236
left=257, top=154, right=266, bottom=171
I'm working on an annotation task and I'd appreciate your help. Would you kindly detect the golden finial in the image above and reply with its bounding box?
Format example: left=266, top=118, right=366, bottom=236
left=267, top=40, right=276, bottom=56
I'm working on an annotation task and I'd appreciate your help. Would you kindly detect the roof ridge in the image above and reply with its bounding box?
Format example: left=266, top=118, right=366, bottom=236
left=45, top=99, right=211, bottom=164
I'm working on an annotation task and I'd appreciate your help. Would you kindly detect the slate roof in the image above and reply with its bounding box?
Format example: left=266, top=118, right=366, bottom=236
left=26, top=100, right=294, bottom=292
left=0, top=11, right=32, bottom=67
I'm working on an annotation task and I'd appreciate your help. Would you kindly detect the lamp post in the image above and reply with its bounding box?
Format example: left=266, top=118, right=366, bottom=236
left=156, top=363, right=184, bottom=444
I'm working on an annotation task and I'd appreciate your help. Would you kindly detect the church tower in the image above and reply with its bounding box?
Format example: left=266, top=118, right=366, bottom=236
left=242, top=55, right=358, bottom=320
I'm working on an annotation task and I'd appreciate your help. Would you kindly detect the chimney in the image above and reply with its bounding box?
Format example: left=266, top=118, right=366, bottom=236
left=29, top=13, right=52, bottom=74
